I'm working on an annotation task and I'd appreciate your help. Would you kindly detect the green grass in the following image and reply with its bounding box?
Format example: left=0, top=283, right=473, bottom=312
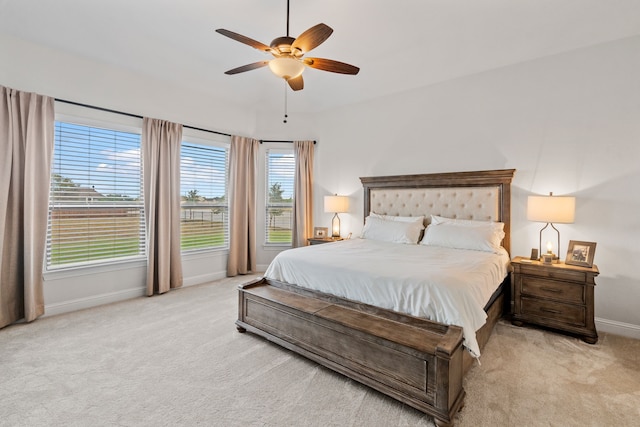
left=48, top=215, right=143, bottom=265
left=49, top=236, right=141, bottom=265
left=267, top=227, right=292, bottom=244
left=49, top=215, right=293, bottom=266
left=181, top=220, right=226, bottom=250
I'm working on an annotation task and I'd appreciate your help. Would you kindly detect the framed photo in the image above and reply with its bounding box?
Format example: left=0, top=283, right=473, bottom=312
left=565, top=240, right=597, bottom=267
left=313, top=227, right=329, bottom=238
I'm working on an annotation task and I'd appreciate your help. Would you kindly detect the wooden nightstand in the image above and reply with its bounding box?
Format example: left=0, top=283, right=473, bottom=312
left=307, top=237, right=343, bottom=245
left=511, top=256, right=599, bottom=344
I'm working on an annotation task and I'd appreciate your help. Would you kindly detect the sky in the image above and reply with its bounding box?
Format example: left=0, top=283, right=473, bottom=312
left=267, top=151, right=295, bottom=200
left=54, top=122, right=142, bottom=198
left=53, top=122, right=295, bottom=201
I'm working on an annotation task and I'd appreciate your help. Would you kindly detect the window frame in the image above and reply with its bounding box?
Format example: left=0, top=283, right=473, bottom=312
left=264, top=147, right=295, bottom=246
left=180, top=131, right=230, bottom=254
left=47, top=110, right=146, bottom=271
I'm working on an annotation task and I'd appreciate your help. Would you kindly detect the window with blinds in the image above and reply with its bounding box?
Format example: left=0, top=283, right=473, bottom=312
left=265, top=149, right=295, bottom=244
left=180, top=142, right=229, bottom=252
left=47, top=122, right=145, bottom=268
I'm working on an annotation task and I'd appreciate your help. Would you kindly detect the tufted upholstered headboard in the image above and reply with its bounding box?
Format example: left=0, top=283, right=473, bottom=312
left=360, top=169, right=515, bottom=254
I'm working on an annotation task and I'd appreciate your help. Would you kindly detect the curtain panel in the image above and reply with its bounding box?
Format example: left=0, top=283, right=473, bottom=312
left=0, top=86, right=54, bottom=328
left=292, top=140, right=314, bottom=247
left=227, top=135, right=258, bottom=276
left=142, top=117, right=183, bottom=295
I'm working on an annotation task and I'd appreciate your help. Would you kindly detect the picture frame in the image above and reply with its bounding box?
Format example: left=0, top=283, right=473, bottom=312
left=565, top=240, right=597, bottom=267
left=530, top=248, right=539, bottom=261
left=313, top=227, right=329, bottom=238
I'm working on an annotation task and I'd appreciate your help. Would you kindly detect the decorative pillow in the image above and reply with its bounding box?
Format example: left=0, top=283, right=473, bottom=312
left=361, top=216, right=424, bottom=244
left=420, top=222, right=505, bottom=253
left=370, top=212, right=425, bottom=224
left=430, top=214, right=504, bottom=232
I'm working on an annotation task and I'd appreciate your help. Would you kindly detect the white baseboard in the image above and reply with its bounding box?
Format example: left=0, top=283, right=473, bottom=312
left=44, top=287, right=146, bottom=317
left=595, top=317, right=640, bottom=340
left=44, top=270, right=233, bottom=318
left=182, top=271, right=227, bottom=287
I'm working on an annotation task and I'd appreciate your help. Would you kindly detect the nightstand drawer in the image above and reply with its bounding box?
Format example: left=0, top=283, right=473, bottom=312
left=521, top=277, right=585, bottom=304
left=521, top=297, right=586, bottom=327
left=520, top=265, right=586, bottom=283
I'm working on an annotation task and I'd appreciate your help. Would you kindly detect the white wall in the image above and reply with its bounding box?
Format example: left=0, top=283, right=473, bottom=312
left=0, top=34, right=256, bottom=135
left=312, top=36, right=640, bottom=338
left=2, top=32, right=639, bottom=339
left=0, top=34, right=256, bottom=314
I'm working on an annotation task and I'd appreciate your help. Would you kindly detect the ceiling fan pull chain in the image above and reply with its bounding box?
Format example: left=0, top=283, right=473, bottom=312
left=283, top=81, right=288, bottom=123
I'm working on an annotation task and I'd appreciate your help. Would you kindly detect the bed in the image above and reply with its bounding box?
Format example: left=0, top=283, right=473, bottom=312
left=236, top=169, right=515, bottom=427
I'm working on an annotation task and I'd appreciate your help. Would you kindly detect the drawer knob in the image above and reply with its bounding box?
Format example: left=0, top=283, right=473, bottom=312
left=541, top=307, right=562, bottom=314
left=540, top=287, right=562, bottom=293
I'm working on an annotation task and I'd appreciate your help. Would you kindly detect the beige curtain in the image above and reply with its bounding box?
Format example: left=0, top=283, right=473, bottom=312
left=227, top=135, right=258, bottom=276
left=142, top=117, right=183, bottom=296
left=0, top=86, right=54, bottom=328
left=292, top=140, right=315, bottom=247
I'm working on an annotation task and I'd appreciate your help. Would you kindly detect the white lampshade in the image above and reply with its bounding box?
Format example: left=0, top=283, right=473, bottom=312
left=268, top=57, right=305, bottom=80
left=527, top=194, right=575, bottom=224
left=324, top=195, right=349, bottom=213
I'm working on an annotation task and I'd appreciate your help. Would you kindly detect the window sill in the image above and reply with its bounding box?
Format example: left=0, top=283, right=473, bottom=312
left=181, top=247, right=229, bottom=261
left=262, top=244, right=292, bottom=251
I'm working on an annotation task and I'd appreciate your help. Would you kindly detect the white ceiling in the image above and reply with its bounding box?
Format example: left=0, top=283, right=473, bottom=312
left=2, top=0, right=640, bottom=114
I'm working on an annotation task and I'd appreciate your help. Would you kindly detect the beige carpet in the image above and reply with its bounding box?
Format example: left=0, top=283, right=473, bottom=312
left=1, top=276, right=639, bottom=427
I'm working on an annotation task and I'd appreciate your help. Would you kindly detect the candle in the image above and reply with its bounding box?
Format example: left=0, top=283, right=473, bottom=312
left=546, top=241, right=553, bottom=254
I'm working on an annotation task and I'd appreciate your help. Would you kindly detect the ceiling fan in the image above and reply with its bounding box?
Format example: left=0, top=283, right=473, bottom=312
left=215, top=0, right=359, bottom=91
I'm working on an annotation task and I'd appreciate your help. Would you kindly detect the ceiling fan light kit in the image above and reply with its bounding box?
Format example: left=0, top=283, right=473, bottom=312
left=269, top=57, right=305, bottom=80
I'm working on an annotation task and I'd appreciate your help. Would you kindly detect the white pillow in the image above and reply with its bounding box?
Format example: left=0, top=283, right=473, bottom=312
left=430, top=214, right=504, bottom=231
left=370, top=212, right=425, bottom=224
left=420, top=222, right=504, bottom=253
left=361, top=216, right=424, bottom=244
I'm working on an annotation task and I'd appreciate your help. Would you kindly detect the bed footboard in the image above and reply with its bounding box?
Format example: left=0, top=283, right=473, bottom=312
left=236, top=278, right=466, bottom=427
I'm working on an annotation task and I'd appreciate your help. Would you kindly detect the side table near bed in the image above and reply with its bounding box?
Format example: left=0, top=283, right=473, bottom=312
left=510, top=256, right=599, bottom=344
left=307, top=237, right=343, bottom=245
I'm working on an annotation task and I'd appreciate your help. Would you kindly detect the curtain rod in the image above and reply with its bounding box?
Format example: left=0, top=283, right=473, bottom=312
left=54, top=98, right=232, bottom=137
left=260, top=139, right=316, bottom=144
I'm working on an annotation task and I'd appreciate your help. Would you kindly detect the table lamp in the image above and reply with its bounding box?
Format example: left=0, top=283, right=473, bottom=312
left=324, top=195, right=349, bottom=238
left=527, top=192, right=575, bottom=262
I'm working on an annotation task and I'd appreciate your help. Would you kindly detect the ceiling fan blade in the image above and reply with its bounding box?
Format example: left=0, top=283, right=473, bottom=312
left=287, top=75, right=304, bottom=91
left=224, top=61, right=270, bottom=75
left=216, top=28, right=271, bottom=52
left=303, top=58, right=360, bottom=75
left=291, top=23, right=333, bottom=54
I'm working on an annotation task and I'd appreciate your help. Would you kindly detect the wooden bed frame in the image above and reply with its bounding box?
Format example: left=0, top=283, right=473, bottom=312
left=236, top=169, right=515, bottom=427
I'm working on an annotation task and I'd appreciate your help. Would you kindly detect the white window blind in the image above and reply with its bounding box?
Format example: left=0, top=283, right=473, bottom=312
left=180, top=142, right=229, bottom=251
left=47, top=122, right=145, bottom=268
left=265, top=149, right=295, bottom=244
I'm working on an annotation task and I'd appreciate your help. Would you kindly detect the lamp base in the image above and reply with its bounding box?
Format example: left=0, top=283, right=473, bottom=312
left=540, top=253, right=559, bottom=264
left=538, top=223, right=562, bottom=265
left=331, top=213, right=341, bottom=238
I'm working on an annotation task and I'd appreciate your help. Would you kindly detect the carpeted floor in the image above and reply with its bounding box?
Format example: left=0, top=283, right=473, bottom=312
left=1, top=275, right=639, bottom=427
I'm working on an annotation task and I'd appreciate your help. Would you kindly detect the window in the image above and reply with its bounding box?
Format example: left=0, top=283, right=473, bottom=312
left=47, top=122, right=145, bottom=268
left=265, top=149, right=295, bottom=244
left=180, top=141, right=229, bottom=252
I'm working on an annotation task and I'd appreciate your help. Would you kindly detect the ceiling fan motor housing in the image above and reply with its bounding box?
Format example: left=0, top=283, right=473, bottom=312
left=270, top=36, right=302, bottom=57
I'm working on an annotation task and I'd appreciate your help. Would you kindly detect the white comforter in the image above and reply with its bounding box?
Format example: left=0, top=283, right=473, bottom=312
left=264, top=238, right=510, bottom=358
